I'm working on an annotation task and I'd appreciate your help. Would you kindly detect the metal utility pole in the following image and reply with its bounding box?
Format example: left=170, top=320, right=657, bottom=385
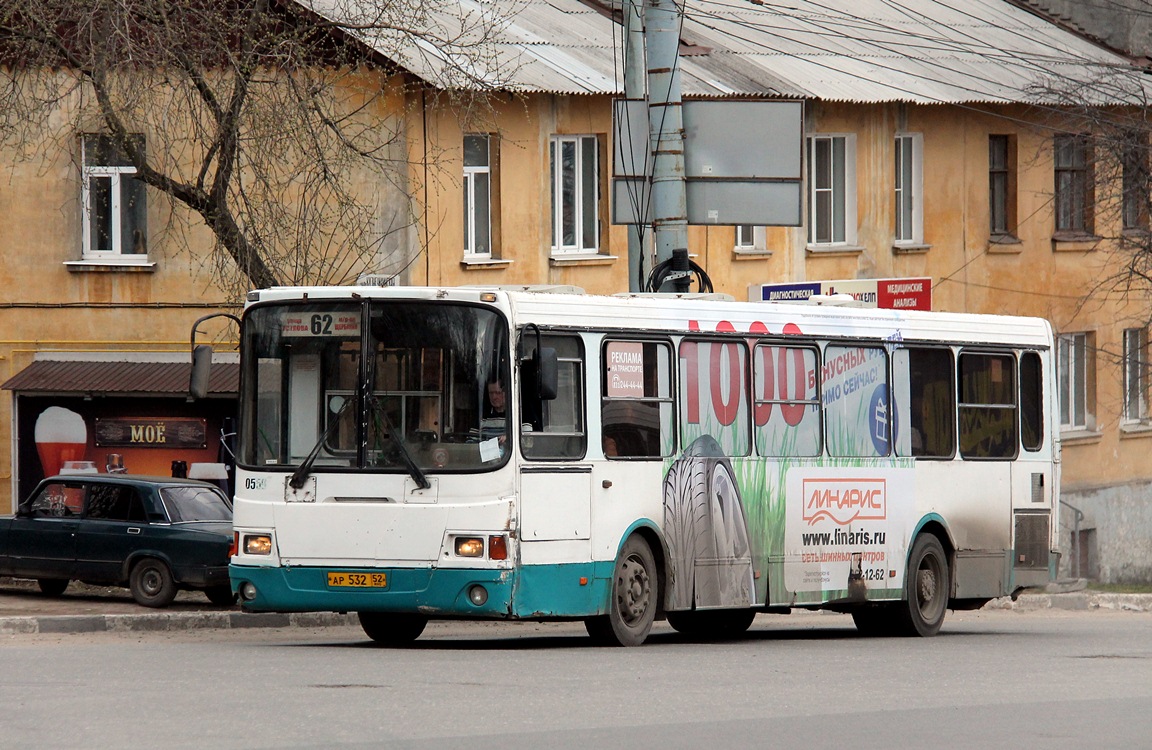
left=622, top=0, right=648, bottom=292
left=644, top=0, right=689, bottom=292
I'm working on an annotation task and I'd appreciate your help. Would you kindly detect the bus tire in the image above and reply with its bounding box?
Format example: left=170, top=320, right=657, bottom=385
left=851, top=605, right=898, bottom=636
left=895, top=534, right=949, bottom=637
left=204, top=585, right=237, bottom=606
left=585, top=535, right=658, bottom=647
left=666, top=608, right=756, bottom=640
left=358, top=612, right=427, bottom=646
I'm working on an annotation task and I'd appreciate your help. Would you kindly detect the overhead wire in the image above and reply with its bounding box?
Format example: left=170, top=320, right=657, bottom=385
left=583, top=0, right=1152, bottom=297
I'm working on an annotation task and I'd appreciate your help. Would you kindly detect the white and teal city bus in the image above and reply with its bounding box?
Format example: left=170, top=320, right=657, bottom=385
left=225, top=285, right=1059, bottom=646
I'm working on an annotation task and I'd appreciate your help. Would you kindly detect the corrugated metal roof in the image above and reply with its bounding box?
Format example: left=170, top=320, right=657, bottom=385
left=307, top=0, right=1149, bottom=103
left=1, top=361, right=239, bottom=396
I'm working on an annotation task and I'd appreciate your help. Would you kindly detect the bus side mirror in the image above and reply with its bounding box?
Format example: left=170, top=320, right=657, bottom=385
left=190, top=344, right=213, bottom=400
left=536, top=347, right=558, bottom=401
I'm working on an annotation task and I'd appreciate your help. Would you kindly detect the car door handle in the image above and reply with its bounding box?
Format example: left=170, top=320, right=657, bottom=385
left=127, top=527, right=142, bottom=535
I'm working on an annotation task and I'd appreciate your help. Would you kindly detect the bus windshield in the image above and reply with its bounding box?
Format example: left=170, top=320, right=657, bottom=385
left=239, top=301, right=510, bottom=473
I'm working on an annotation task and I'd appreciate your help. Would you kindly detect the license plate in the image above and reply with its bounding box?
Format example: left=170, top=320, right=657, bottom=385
left=326, top=572, right=387, bottom=588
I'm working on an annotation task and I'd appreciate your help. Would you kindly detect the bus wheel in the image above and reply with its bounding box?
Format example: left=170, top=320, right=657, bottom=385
left=585, top=536, right=657, bottom=646
left=896, top=534, right=949, bottom=637
left=851, top=605, right=898, bottom=636
left=358, top=612, right=427, bottom=646
left=667, top=608, right=756, bottom=640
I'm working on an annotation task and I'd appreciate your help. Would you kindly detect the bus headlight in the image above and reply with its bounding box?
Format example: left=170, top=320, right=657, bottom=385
left=455, top=537, right=484, bottom=557
left=244, top=534, right=273, bottom=555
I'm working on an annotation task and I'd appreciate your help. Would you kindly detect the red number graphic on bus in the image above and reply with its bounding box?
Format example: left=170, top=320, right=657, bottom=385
left=684, top=319, right=807, bottom=426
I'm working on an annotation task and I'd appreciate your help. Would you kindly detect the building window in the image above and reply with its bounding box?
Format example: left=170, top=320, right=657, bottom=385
left=1054, top=134, right=1093, bottom=235
left=894, top=133, right=923, bottom=245
left=1122, top=136, right=1148, bottom=231
left=464, top=134, right=492, bottom=258
left=989, top=134, right=1017, bottom=238
left=82, top=134, right=148, bottom=261
left=734, top=224, right=767, bottom=253
left=1122, top=327, right=1149, bottom=423
left=550, top=135, right=599, bottom=254
left=1058, top=332, right=1094, bottom=432
left=807, top=134, right=856, bottom=246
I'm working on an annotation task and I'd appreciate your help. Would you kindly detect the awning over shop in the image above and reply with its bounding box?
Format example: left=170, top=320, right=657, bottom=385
left=2, top=360, right=239, bottom=397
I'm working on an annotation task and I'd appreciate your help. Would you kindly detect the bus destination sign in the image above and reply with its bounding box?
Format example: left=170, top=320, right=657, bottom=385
left=281, top=311, right=362, bottom=337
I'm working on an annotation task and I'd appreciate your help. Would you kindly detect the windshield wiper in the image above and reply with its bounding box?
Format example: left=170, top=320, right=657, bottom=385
left=288, top=397, right=354, bottom=490
left=367, top=392, right=431, bottom=490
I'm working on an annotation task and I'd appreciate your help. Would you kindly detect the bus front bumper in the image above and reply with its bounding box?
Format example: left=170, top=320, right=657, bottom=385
left=230, top=561, right=610, bottom=619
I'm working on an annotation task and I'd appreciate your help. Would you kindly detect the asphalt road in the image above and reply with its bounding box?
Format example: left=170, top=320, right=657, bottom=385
left=2, top=607, right=1150, bottom=750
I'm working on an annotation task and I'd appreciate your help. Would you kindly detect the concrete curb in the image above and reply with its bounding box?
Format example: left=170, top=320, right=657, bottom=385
left=0, top=610, right=358, bottom=636
left=3, top=593, right=1150, bottom=635
left=986, top=592, right=1152, bottom=613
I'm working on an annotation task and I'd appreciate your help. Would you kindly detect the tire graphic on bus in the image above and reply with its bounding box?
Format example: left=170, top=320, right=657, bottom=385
left=662, top=435, right=754, bottom=610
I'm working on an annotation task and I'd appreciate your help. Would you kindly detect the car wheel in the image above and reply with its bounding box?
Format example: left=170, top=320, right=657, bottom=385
left=204, top=585, right=237, bottom=606
left=357, top=612, right=428, bottom=646
left=37, top=579, right=69, bottom=597
left=129, top=558, right=178, bottom=608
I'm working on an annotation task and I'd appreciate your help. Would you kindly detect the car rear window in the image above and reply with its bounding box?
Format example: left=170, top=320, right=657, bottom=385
left=160, top=486, right=233, bottom=522
left=86, top=484, right=148, bottom=522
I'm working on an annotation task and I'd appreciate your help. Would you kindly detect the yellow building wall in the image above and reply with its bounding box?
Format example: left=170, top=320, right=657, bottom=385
left=3, top=79, right=1149, bottom=510
left=410, top=93, right=1152, bottom=496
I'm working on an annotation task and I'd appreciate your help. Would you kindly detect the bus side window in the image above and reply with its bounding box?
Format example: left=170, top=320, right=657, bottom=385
left=753, top=344, right=821, bottom=457
left=519, top=333, right=586, bottom=460
left=823, top=344, right=890, bottom=457
left=678, top=337, right=751, bottom=457
left=959, top=352, right=1017, bottom=459
left=893, top=348, right=955, bottom=458
left=1020, top=351, right=1044, bottom=451
left=601, top=340, right=674, bottom=459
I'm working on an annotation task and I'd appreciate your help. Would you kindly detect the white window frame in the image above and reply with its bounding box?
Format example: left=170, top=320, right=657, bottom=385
left=806, top=133, right=857, bottom=247
left=81, top=135, right=148, bottom=263
left=734, top=225, right=767, bottom=252
left=1058, top=332, right=1093, bottom=432
left=1122, top=327, right=1149, bottom=423
left=894, top=132, right=924, bottom=246
left=550, top=135, right=600, bottom=255
left=463, top=134, right=492, bottom=259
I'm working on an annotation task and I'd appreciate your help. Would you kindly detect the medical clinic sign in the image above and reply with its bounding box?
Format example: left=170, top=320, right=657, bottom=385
left=751, top=277, right=932, bottom=311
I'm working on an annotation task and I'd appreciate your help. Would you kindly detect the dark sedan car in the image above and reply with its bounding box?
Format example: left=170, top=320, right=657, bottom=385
left=0, top=474, right=234, bottom=608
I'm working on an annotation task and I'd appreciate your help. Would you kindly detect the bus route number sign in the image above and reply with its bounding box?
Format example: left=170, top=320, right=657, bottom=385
left=326, top=572, right=387, bottom=588
left=281, top=311, right=361, bottom=338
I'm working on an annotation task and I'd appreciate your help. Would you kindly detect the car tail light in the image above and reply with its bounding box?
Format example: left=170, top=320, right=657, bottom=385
left=228, top=531, right=238, bottom=558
